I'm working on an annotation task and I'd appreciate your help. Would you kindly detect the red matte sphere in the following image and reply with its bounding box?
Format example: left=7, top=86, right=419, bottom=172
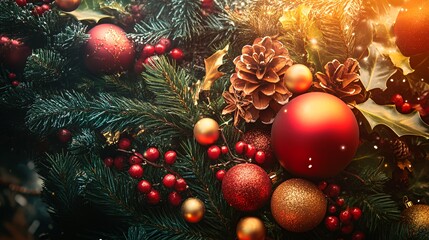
left=271, top=92, right=359, bottom=179
left=84, top=24, right=134, bottom=74
left=221, top=164, right=271, bottom=211
left=394, top=0, right=429, bottom=56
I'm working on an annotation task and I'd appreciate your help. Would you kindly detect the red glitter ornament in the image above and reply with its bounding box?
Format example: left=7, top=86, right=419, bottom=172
left=84, top=24, right=135, bottom=74
left=221, top=164, right=271, bottom=211
left=271, top=92, right=359, bottom=179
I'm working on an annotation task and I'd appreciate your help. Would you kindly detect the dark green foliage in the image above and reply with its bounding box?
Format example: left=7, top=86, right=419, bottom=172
left=68, top=128, right=98, bottom=155
left=132, top=19, right=173, bottom=44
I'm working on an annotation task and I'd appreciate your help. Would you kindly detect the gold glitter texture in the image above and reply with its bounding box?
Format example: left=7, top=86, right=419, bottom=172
left=271, top=178, right=327, bottom=232
left=402, top=204, right=429, bottom=233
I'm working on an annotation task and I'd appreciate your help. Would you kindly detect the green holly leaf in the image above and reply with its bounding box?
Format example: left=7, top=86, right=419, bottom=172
left=64, top=0, right=130, bottom=22
left=355, top=99, right=429, bottom=138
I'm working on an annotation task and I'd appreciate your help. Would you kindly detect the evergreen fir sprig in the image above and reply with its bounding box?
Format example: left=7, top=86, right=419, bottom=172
left=68, top=128, right=98, bottom=155
left=51, top=21, right=88, bottom=55
left=170, top=0, right=205, bottom=42
left=132, top=19, right=173, bottom=44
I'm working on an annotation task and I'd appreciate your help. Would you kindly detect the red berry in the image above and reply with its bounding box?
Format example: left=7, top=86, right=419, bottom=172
left=339, top=210, right=352, bottom=224
left=34, top=6, right=44, bottom=15
left=328, top=205, right=337, bottom=214
left=336, top=198, right=345, bottom=207
left=400, top=102, right=412, bottom=114
left=162, top=174, right=176, bottom=188
left=168, top=191, right=182, bottom=206
left=10, top=39, right=20, bottom=46
left=154, top=43, right=166, bottom=55
left=134, top=59, right=144, bottom=74
left=128, top=164, right=144, bottom=179
left=131, top=5, right=140, bottom=13
left=324, top=216, right=340, bottom=232
left=144, top=147, right=160, bottom=162
left=41, top=4, right=50, bottom=12
left=352, top=231, right=365, bottom=240
left=391, top=93, right=404, bottom=107
left=164, top=150, right=177, bottom=165
left=254, top=151, right=266, bottom=165
left=207, top=145, right=221, bottom=160
left=137, top=180, right=152, bottom=194
left=147, top=189, right=161, bottom=204
left=325, top=184, right=341, bottom=198
left=114, top=156, right=126, bottom=170
left=129, top=153, right=143, bottom=165
left=245, top=144, right=256, bottom=158
left=318, top=181, right=328, bottom=191
left=8, top=73, right=16, bottom=79
left=351, top=207, right=362, bottom=221
left=143, top=56, right=158, bottom=67
left=15, top=0, right=26, bottom=7
left=235, top=141, right=247, bottom=155
left=221, top=146, right=228, bottom=154
left=341, top=223, right=354, bottom=234
left=141, top=44, right=155, bottom=57
left=158, top=38, right=171, bottom=49
left=0, top=36, right=10, bottom=44
left=169, top=48, right=184, bottom=61
left=201, top=0, right=214, bottom=8
left=11, top=80, right=20, bottom=87
left=58, top=128, right=71, bottom=143
left=174, top=178, right=187, bottom=192
left=104, top=157, right=114, bottom=167
left=215, top=169, right=226, bottom=181
left=118, top=137, right=132, bottom=150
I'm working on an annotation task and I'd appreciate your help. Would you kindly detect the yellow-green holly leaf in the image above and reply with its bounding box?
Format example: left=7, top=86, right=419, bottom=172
left=356, top=99, right=429, bottom=138
left=388, top=50, right=414, bottom=75
left=66, top=9, right=112, bottom=22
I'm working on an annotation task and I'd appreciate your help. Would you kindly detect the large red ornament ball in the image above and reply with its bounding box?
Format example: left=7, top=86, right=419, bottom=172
left=394, top=0, right=429, bottom=56
left=0, top=42, right=31, bottom=71
left=84, top=24, right=135, bottom=74
left=221, top=164, right=271, bottom=211
left=271, top=92, right=359, bottom=179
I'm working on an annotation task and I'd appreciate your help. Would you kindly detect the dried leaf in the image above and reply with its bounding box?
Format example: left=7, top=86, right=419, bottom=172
left=103, top=131, right=121, bottom=145
left=388, top=51, right=414, bottom=75
left=201, top=45, right=229, bottom=91
left=359, top=44, right=397, bottom=91
left=397, top=159, right=413, bottom=172
left=355, top=99, right=429, bottom=138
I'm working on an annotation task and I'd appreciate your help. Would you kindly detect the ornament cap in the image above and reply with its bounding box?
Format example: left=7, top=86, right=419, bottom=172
left=403, top=196, right=413, bottom=208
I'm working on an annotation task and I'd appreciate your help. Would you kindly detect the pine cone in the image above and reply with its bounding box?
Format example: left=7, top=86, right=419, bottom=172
left=314, top=58, right=367, bottom=104
left=228, top=36, right=293, bottom=124
left=392, top=139, right=412, bottom=163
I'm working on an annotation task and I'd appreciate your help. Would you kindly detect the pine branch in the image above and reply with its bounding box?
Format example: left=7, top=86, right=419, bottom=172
left=68, top=128, right=99, bottom=155
left=170, top=0, right=205, bottom=41
left=132, top=19, right=173, bottom=44
left=50, top=21, right=88, bottom=55
left=126, top=226, right=147, bottom=240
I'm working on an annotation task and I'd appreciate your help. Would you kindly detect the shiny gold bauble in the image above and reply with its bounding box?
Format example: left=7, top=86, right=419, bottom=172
left=181, top=198, right=205, bottom=223
left=193, top=118, right=219, bottom=145
left=271, top=178, right=327, bottom=232
left=236, top=217, right=266, bottom=240
left=402, top=204, right=429, bottom=233
left=284, top=64, right=313, bottom=94
left=55, top=0, right=81, bottom=12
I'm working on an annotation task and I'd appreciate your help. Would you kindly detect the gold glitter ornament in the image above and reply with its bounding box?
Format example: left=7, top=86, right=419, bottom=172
left=181, top=198, right=205, bottom=223
left=236, top=217, right=266, bottom=240
left=271, top=178, right=327, bottom=232
left=402, top=197, right=429, bottom=234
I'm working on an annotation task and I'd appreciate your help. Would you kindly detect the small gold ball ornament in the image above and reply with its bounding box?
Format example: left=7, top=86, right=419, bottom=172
left=284, top=64, right=313, bottom=94
left=55, top=0, right=81, bottom=12
left=236, top=217, right=266, bottom=240
left=402, top=197, right=429, bottom=234
left=271, top=178, right=327, bottom=232
left=181, top=198, right=205, bottom=223
left=193, top=118, right=219, bottom=145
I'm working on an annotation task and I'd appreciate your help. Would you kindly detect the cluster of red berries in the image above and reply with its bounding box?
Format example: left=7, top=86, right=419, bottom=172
left=391, top=93, right=413, bottom=114
left=200, top=0, right=214, bottom=16
left=319, top=182, right=365, bottom=240
left=104, top=137, right=188, bottom=206
left=123, top=4, right=144, bottom=25
left=134, top=38, right=185, bottom=74
left=6, top=72, right=20, bottom=87
left=15, top=0, right=51, bottom=15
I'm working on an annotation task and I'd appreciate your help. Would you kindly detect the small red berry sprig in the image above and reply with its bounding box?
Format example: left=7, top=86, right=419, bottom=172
left=104, top=137, right=188, bottom=206
left=391, top=93, right=413, bottom=114
left=319, top=181, right=365, bottom=239
left=134, top=37, right=185, bottom=74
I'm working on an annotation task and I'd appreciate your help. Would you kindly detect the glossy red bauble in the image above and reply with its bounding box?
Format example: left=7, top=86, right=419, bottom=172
left=147, top=190, right=161, bottom=205
left=168, top=191, right=182, bottom=206
left=162, top=174, right=177, bottom=188
left=174, top=178, right=187, bottom=192
left=144, top=147, right=160, bottom=162
left=1, top=42, right=31, bottom=71
left=8, top=73, right=16, bottom=79
left=221, top=164, right=271, bottom=211
left=400, top=102, right=412, bottom=114
left=394, top=0, right=429, bottom=56
left=271, top=92, right=359, bottom=179
left=328, top=205, right=337, bottom=214
left=164, top=150, right=177, bottom=165
left=221, top=146, right=228, bottom=155
left=391, top=93, right=404, bottom=107
left=84, top=24, right=135, bottom=74
left=137, top=180, right=152, bottom=194
left=128, top=164, right=144, bottom=179
left=336, top=197, right=345, bottom=207
left=207, top=145, right=221, bottom=160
